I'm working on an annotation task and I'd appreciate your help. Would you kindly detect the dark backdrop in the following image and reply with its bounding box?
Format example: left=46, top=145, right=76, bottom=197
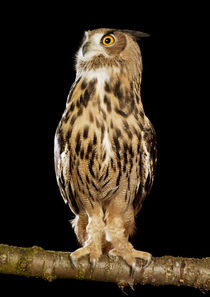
left=0, top=2, right=209, bottom=296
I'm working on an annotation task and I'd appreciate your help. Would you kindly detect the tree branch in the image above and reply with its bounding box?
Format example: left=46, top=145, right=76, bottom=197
left=0, top=244, right=209, bottom=292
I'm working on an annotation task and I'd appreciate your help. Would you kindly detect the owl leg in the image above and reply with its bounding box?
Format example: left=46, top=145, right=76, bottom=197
left=105, top=200, right=151, bottom=273
left=70, top=205, right=105, bottom=270
left=71, top=211, right=89, bottom=245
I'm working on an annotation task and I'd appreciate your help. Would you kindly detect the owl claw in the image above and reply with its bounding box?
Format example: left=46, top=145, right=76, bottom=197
left=70, top=253, right=79, bottom=269
left=130, top=254, right=151, bottom=276
left=70, top=246, right=101, bottom=272
left=130, top=262, right=136, bottom=277
left=91, top=258, right=96, bottom=273
left=142, top=253, right=152, bottom=269
left=70, top=252, right=97, bottom=272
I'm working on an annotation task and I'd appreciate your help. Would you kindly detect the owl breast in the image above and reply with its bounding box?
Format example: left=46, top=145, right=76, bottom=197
left=71, top=67, right=115, bottom=169
left=58, top=66, right=145, bottom=209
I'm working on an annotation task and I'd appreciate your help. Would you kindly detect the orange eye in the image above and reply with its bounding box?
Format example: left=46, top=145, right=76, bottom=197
left=102, top=35, right=115, bottom=46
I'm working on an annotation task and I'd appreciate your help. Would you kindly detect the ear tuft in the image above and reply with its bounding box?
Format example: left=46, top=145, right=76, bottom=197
left=120, top=30, right=150, bottom=40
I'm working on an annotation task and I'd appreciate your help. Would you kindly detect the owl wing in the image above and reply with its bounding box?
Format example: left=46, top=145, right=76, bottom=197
left=133, top=116, right=157, bottom=215
left=54, top=126, right=79, bottom=215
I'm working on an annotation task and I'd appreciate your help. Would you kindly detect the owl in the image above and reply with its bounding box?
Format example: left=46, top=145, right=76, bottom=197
left=54, top=28, right=157, bottom=274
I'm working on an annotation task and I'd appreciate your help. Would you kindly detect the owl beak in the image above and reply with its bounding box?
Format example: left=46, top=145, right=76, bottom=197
left=82, top=42, right=91, bottom=56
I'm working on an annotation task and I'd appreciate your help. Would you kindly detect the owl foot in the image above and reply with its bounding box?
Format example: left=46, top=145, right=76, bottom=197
left=70, top=244, right=102, bottom=272
left=133, top=249, right=152, bottom=269
left=108, top=247, right=152, bottom=276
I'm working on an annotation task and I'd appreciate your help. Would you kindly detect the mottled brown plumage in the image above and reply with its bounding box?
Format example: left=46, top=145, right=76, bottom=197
left=54, top=28, right=157, bottom=272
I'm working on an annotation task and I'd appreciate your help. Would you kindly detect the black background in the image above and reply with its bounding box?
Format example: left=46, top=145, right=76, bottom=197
left=0, top=2, right=209, bottom=296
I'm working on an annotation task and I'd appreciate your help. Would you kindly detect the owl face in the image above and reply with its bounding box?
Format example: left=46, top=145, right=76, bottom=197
left=75, top=28, right=149, bottom=73
left=76, top=29, right=127, bottom=63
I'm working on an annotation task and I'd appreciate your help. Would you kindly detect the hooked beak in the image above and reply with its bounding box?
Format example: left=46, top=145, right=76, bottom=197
left=82, top=41, right=91, bottom=56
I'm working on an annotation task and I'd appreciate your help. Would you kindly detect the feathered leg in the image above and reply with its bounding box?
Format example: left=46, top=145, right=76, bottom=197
left=104, top=197, right=151, bottom=273
left=70, top=204, right=105, bottom=270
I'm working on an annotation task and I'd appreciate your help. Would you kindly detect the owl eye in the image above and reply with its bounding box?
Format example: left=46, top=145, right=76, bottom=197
left=102, top=35, right=115, bottom=46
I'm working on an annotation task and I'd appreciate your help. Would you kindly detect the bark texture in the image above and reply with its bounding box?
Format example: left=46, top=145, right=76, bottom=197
left=0, top=244, right=209, bottom=292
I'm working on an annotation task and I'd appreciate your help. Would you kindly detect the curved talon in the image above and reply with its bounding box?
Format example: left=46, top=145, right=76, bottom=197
left=70, top=253, right=79, bottom=269
left=107, top=249, right=118, bottom=260
left=107, top=251, right=114, bottom=260
left=142, top=253, right=152, bottom=269
left=91, top=258, right=96, bottom=273
left=130, top=262, right=136, bottom=277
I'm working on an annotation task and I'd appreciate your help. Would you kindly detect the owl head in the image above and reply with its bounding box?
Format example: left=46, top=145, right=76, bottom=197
left=75, top=28, right=149, bottom=73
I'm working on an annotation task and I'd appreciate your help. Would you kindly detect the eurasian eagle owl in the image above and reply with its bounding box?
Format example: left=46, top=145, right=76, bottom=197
left=54, top=28, right=157, bottom=273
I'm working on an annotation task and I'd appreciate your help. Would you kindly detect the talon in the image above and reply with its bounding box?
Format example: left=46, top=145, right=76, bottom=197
left=130, top=262, right=136, bottom=277
left=91, top=258, right=96, bottom=273
left=108, top=249, right=118, bottom=260
left=142, top=253, right=152, bottom=269
left=70, top=253, right=78, bottom=269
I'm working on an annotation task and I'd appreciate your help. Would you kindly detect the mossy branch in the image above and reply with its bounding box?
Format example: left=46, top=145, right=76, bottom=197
left=0, top=244, right=209, bottom=292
